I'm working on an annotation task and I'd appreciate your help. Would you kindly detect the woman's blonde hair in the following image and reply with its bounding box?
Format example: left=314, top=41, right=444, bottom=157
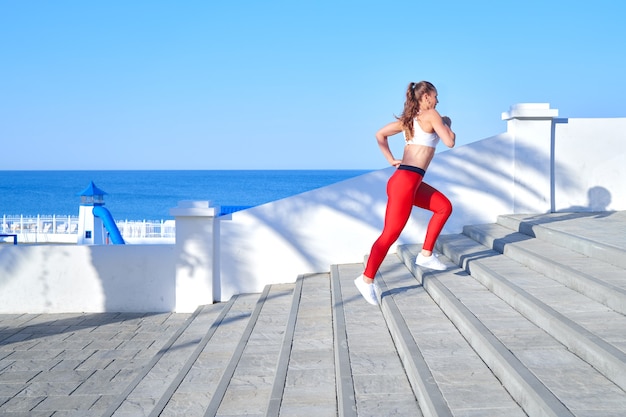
left=396, top=81, right=436, bottom=139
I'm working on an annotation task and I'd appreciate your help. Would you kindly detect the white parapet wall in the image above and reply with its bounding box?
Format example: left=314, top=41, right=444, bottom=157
left=0, top=103, right=624, bottom=313
left=217, top=135, right=518, bottom=300
left=0, top=244, right=175, bottom=313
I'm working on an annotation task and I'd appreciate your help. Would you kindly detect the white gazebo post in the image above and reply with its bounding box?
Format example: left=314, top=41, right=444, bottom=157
left=502, top=103, right=559, bottom=213
left=170, top=200, right=221, bottom=313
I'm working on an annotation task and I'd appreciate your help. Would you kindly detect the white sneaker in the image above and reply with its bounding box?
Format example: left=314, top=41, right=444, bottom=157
left=415, top=253, right=447, bottom=271
left=354, top=275, right=379, bottom=305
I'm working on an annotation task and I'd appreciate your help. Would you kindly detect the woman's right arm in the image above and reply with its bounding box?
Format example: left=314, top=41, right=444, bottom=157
left=375, top=121, right=403, bottom=167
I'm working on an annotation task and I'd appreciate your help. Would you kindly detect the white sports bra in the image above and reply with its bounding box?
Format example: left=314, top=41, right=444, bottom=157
left=404, top=119, right=440, bottom=148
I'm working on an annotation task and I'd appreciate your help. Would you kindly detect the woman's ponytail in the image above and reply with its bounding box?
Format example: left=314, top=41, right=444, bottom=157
left=397, top=82, right=423, bottom=140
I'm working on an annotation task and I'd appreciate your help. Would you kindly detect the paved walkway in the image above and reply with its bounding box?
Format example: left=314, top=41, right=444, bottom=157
left=0, top=312, right=192, bottom=416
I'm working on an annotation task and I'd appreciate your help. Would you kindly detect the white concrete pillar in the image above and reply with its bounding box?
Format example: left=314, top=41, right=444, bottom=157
left=170, top=200, right=220, bottom=313
left=502, top=103, right=559, bottom=213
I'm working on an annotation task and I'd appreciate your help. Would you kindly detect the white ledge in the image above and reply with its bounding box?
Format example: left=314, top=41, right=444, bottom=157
left=502, top=103, right=559, bottom=120
left=170, top=200, right=219, bottom=217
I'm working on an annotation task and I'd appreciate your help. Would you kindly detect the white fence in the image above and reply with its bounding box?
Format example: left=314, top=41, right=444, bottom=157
left=2, top=214, right=78, bottom=235
left=1, top=214, right=175, bottom=243
left=117, top=219, right=176, bottom=239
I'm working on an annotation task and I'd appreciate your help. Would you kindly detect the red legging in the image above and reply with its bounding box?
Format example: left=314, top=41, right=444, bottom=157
left=364, top=166, right=452, bottom=279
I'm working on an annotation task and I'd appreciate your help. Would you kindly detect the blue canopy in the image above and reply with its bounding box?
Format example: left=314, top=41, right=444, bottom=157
left=78, top=181, right=108, bottom=197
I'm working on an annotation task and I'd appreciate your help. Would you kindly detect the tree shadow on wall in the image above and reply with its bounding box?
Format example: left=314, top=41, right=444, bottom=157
left=218, top=133, right=579, bottom=296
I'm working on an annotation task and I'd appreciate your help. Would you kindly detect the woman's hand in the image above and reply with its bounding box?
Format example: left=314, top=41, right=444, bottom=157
left=442, top=116, right=452, bottom=127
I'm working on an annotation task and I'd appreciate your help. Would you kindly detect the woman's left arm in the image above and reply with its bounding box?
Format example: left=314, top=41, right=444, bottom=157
left=432, top=113, right=456, bottom=148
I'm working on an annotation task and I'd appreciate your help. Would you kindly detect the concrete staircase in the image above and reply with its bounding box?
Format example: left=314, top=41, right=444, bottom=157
left=102, top=212, right=626, bottom=417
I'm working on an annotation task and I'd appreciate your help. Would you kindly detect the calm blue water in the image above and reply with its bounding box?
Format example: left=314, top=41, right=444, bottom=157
left=0, top=170, right=371, bottom=220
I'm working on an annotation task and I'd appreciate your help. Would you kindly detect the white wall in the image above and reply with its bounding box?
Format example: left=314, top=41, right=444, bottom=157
left=0, top=244, right=175, bottom=313
left=553, top=118, right=626, bottom=211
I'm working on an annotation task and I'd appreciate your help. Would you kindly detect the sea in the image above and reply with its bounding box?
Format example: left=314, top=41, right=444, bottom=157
left=0, top=170, right=372, bottom=220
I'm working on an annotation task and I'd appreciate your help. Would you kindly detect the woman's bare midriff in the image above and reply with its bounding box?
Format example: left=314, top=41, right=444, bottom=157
left=402, top=144, right=436, bottom=171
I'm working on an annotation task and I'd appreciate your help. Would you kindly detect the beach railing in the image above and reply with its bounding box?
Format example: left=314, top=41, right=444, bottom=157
left=2, top=214, right=78, bottom=235
left=1, top=206, right=249, bottom=243
left=117, top=219, right=176, bottom=239
left=1, top=214, right=176, bottom=243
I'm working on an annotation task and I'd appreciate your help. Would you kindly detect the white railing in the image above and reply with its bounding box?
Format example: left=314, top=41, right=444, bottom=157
left=1, top=214, right=176, bottom=243
left=116, top=219, right=176, bottom=239
left=2, top=215, right=79, bottom=235
left=1, top=206, right=250, bottom=243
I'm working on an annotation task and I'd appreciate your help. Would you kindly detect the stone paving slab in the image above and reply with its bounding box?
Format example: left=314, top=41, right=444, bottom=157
left=0, top=312, right=191, bottom=416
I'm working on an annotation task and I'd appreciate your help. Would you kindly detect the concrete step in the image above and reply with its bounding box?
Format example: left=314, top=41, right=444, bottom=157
left=373, top=254, right=526, bottom=417
left=496, top=212, right=626, bottom=269
left=205, top=283, right=295, bottom=417
left=398, top=241, right=626, bottom=417
left=462, top=221, right=626, bottom=314
left=332, top=262, right=423, bottom=417
left=99, top=211, right=626, bottom=417
left=461, top=219, right=626, bottom=389
left=390, top=211, right=626, bottom=416
left=271, top=272, right=336, bottom=417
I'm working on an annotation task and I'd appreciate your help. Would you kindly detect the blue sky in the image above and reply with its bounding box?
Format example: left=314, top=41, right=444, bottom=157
left=1, top=1, right=624, bottom=170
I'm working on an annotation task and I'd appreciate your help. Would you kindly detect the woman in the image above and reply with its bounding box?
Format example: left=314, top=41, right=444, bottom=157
left=355, top=81, right=456, bottom=305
